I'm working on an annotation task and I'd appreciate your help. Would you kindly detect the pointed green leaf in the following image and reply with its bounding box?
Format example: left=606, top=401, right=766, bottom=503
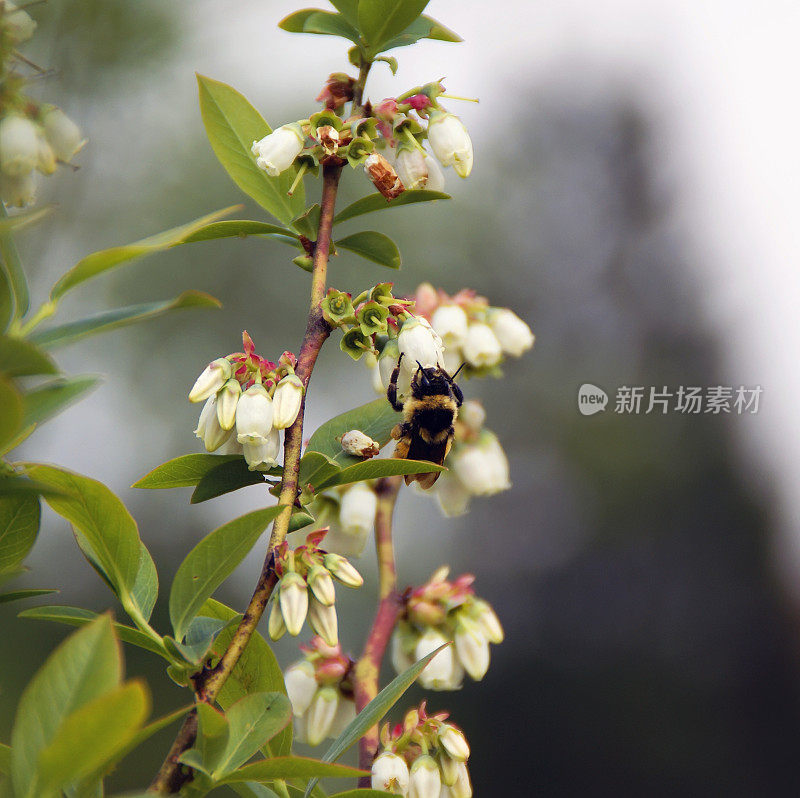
left=133, top=453, right=246, bottom=489
left=19, top=605, right=167, bottom=657
left=50, top=207, right=236, bottom=300
left=0, top=741, right=9, bottom=774
left=11, top=615, right=121, bottom=798
left=315, top=458, right=444, bottom=490
left=230, top=784, right=281, bottom=798
left=292, top=204, right=321, bottom=240
left=187, top=702, right=230, bottom=775
left=0, top=335, right=57, bottom=377
left=21, top=376, right=100, bottom=428
left=0, top=475, right=64, bottom=498
left=199, top=598, right=291, bottom=756
left=379, top=14, right=462, bottom=51
left=197, top=75, right=305, bottom=227
left=219, top=757, right=367, bottom=784
left=24, top=465, right=149, bottom=619
left=306, top=398, right=399, bottom=467
left=191, top=458, right=278, bottom=504
left=183, top=220, right=297, bottom=243
left=0, top=261, right=12, bottom=333
left=212, top=692, right=292, bottom=777
left=278, top=9, right=359, bottom=41
left=333, top=190, right=449, bottom=225
left=36, top=681, right=150, bottom=794
left=0, top=375, right=22, bottom=453
left=0, top=588, right=55, bottom=604
left=335, top=231, right=400, bottom=268
left=304, top=645, right=449, bottom=797
left=169, top=505, right=287, bottom=640
left=298, top=451, right=341, bottom=494
left=358, top=0, right=429, bottom=52
left=173, top=616, right=231, bottom=665
left=0, top=492, right=39, bottom=575
left=0, top=205, right=53, bottom=235
left=30, top=291, right=220, bottom=349
left=131, top=542, right=158, bottom=622
left=329, top=0, right=359, bottom=27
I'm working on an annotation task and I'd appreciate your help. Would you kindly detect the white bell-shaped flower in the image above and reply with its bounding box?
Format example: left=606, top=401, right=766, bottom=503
left=454, top=618, right=490, bottom=681
left=36, top=132, right=56, bottom=175
left=438, top=724, right=470, bottom=761
left=395, top=147, right=428, bottom=190
left=339, top=483, right=378, bottom=539
left=423, top=150, right=445, bottom=191
left=410, top=755, right=441, bottom=798
left=216, top=378, right=241, bottom=430
left=328, top=695, right=356, bottom=738
left=372, top=751, right=410, bottom=796
left=398, top=316, right=444, bottom=371
left=415, top=629, right=463, bottom=690
left=461, top=323, right=502, bottom=369
left=243, top=428, right=280, bottom=471
left=279, top=572, right=308, bottom=636
left=434, top=472, right=471, bottom=518
left=0, top=115, right=39, bottom=177
left=449, top=762, right=472, bottom=798
left=194, top=395, right=232, bottom=452
left=236, top=383, right=273, bottom=443
left=4, top=2, right=36, bottom=43
left=272, top=374, right=304, bottom=429
left=305, top=686, right=339, bottom=746
left=308, top=596, right=338, bottom=647
left=41, top=107, right=86, bottom=163
left=431, top=305, right=468, bottom=348
left=471, top=599, right=504, bottom=644
left=0, top=171, right=37, bottom=207
left=284, top=660, right=318, bottom=717
left=427, top=110, right=473, bottom=178
left=487, top=308, right=534, bottom=357
left=252, top=124, right=304, bottom=176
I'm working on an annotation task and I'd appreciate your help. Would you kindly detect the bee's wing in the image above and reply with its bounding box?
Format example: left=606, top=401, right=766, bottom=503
left=404, top=436, right=451, bottom=489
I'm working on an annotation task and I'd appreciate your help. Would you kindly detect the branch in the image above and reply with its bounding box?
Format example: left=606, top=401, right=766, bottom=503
left=149, top=163, right=341, bottom=794
left=354, top=475, right=404, bottom=782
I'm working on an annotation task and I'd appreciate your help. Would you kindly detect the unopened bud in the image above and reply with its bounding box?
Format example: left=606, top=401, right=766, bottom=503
left=306, top=686, right=339, bottom=746
left=41, top=106, right=86, bottom=163
left=308, top=596, right=338, bottom=647
left=339, top=429, right=380, bottom=459
left=323, top=552, right=364, bottom=588
left=268, top=596, right=286, bottom=640
left=450, top=761, right=472, bottom=798
left=308, top=565, right=336, bottom=606
left=472, top=599, right=504, bottom=644
left=189, top=357, right=231, bottom=403
left=438, top=724, right=470, bottom=761
left=439, top=753, right=460, bottom=787
left=364, top=152, right=405, bottom=200
left=216, top=378, right=241, bottom=430
left=194, top=395, right=232, bottom=452
left=279, top=572, right=308, bottom=636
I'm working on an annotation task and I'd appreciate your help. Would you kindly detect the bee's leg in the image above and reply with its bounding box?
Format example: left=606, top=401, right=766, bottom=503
left=387, top=357, right=405, bottom=411
left=391, top=422, right=413, bottom=440
left=452, top=382, right=464, bottom=407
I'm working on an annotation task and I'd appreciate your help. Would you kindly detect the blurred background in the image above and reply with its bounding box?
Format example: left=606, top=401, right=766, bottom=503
left=2, top=0, right=800, bottom=794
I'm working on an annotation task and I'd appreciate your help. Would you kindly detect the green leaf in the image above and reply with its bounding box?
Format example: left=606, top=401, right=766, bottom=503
left=306, top=398, right=399, bottom=467
left=0, top=741, right=9, bottom=774
left=278, top=10, right=359, bottom=41
left=333, top=190, right=449, bottom=225
left=182, top=220, right=298, bottom=244
left=335, top=232, right=400, bottom=269
left=0, top=588, right=55, bottom=604
left=297, top=451, right=341, bottom=494
left=173, top=616, right=231, bottom=665
left=379, top=14, right=462, bottom=51
left=197, top=75, right=305, bottom=228
left=50, top=207, right=236, bottom=300
left=113, top=704, right=192, bottom=771
left=189, top=702, right=229, bottom=775
left=21, top=376, right=100, bottom=427
left=0, top=475, right=64, bottom=498
left=288, top=509, right=315, bottom=533
left=131, top=542, right=159, bottom=622
left=292, top=205, right=321, bottom=240
left=212, top=693, right=292, bottom=777
left=133, top=453, right=245, bottom=489
left=0, top=335, right=57, bottom=377
left=24, top=465, right=149, bottom=620
left=329, top=0, right=359, bottom=27
left=219, top=757, right=367, bottom=784
left=169, top=505, right=287, bottom=641
left=315, top=458, right=444, bottom=491
left=30, top=291, right=220, bottom=349
left=199, top=598, right=291, bottom=756
left=191, top=458, right=277, bottom=504
left=0, top=205, right=52, bottom=235
left=230, top=783, right=281, bottom=798
left=0, top=493, right=40, bottom=575
left=0, top=200, right=29, bottom=317
left=0, top=375, right=22, bottom=452
left=19, top=605, right=167, bottom=658
left=36, top=681, right=149, bottom=795
left=0, top=260, right=12, bottom=333
left=304, top=646, right=449, bottom=798
left=358, top=0, right=429, bottom=52
left=11, top=615, right=121, bottom=798
left=330, top=791, right=395, bottom=798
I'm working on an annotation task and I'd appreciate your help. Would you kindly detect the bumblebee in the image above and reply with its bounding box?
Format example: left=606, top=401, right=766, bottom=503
left=387, top=353, right=464, bottom=489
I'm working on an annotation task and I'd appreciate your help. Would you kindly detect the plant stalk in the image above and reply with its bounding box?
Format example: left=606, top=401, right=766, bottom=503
left=354, top=475, right=404, bottom=782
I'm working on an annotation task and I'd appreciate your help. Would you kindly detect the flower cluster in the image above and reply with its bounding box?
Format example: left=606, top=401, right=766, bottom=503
left=371, top=702, right=473, bottom=798
left=0, top=4, right=86, bottom=207
left=268, top=529, right=363, bottom=646
left=392, top=566, right=503, bottom=690
left=189, top=331, right=304, bottom=471
left=283, top=636, right=356, bottom=746
left=249, top=77, right=473, bottom=201
left=434, top=399, right=511, bottom=516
